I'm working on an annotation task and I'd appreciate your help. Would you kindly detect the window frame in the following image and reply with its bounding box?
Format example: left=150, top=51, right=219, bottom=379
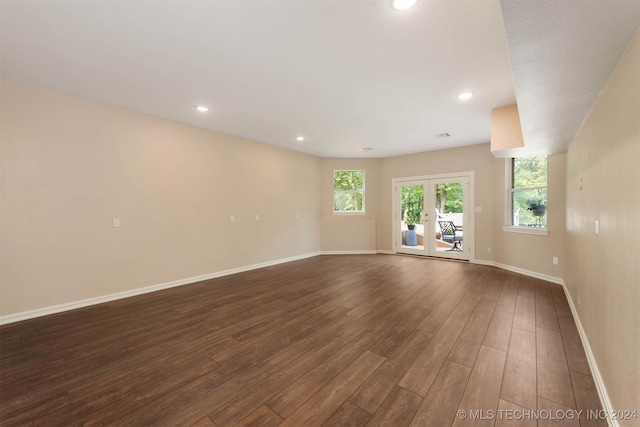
left=503, top=157, right=549, bottom=236
left=333, top=170, right=366, bottom=215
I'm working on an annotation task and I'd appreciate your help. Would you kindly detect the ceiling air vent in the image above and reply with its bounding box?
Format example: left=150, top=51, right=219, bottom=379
left=359, top=147, right=374, bottom=151
left=434, top=133, right=451, bottom=139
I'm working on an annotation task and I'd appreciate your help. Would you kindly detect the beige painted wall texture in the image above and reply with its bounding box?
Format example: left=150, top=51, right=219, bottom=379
left=490, top=104, right=524, bottom=154
left=565, top=31, right=639, bottom=423
left=1, top=79, right=323, bottom=316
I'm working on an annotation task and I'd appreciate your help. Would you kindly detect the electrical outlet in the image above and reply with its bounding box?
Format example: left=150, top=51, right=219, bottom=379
left=112, top=218, right=120, bottom=228
left=230, top=215, right=235, bottom=222
left=553, top=256, right=559, bottom=265
left=487, top=247, right=492, bottom=254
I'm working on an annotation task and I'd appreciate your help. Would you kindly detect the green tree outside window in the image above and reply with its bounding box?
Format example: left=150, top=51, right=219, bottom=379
left=334, top=171, right=365, bottom=212
left=435, top=183, right=463, bottom=214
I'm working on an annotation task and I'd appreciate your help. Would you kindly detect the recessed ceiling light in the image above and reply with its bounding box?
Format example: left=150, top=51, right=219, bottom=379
left=195, top=105, right=209, bottom=112
left=296, top=136, right=305, bottom=141
left=457, top=92, right=474, bottom=101
left=391, top=0, right=419, bottom=10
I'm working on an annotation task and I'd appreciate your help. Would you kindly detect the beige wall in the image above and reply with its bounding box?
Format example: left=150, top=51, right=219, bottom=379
left=1, top=79, right=323, bottom=316
left=378, top=143, right=498, bottom=261
left=491, top=154, right=566, bottom=279
left=565, top=32, right=639, bottom=422
left=490, top=104, right=525, bottom=154
left=320, top=158, right=381, bottom=252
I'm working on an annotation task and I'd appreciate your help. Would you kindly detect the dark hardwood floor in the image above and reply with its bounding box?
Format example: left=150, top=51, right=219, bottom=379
left=0, top=255, right=606, bottom=426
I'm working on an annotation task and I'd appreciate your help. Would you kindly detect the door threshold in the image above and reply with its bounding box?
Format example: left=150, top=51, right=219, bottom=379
left=395, top=253, right=469, bottom=263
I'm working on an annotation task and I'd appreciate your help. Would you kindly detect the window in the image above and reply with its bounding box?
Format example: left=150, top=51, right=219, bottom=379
left=510, top=156, right=547, bottom=228
left=333, top=170, right=365, bottom=213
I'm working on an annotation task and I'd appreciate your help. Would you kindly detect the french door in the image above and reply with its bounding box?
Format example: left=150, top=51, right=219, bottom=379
left=393, top=173, right=472, bottom=261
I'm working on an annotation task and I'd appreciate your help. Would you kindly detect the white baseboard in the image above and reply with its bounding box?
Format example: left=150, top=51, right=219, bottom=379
left=471, top=259, right=564, bottom=285
left=377, top=249, right=395, bottom=255
left=320, top=250, right=379, bottom=255
left=0, top=251, right=321, bottom=325
left=561, top=283, right=618, bottom=427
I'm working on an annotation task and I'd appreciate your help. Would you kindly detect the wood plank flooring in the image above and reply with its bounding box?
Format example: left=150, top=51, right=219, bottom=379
left=0, top=255, right=606, bottom=426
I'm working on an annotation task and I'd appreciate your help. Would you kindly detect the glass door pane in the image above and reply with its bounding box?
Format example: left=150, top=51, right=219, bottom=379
left=398, top=182, right=426, bottom=255
left=432, top=178, right=469, bottom=260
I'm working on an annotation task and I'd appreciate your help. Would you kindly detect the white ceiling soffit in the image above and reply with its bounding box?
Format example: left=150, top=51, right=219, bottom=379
left=0, top=0, right=516, bottom=158
left=501, top=0, right=640, bottom=157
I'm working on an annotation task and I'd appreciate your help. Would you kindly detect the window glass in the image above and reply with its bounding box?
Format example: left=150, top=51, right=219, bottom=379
left=511, top=157, right=547, bottom=227
left=334, top=170, right=365, bottom=213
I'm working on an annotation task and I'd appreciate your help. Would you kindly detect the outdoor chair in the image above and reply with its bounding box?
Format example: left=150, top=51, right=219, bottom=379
left=438, top=221, right=463, bottom=252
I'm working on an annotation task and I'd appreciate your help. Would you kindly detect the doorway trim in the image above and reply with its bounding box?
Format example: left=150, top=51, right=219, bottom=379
left=391, top=171, right=475, bottom=262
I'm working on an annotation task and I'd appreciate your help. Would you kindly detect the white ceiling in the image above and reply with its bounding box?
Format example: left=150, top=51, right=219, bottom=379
left=501, top=0, right=640, bottom=156
left=1, top=1, right=638, bottom=158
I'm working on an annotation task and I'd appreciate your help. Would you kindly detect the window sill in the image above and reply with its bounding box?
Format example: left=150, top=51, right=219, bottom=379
left=502, top=225, right=548, bottom=236
left=333, top=211, right=366, bottom=216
